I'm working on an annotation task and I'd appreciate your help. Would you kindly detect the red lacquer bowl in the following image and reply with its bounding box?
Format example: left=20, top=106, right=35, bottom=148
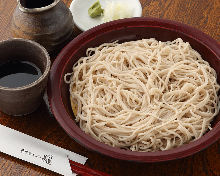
left=48, top=17, right=220, bottom=162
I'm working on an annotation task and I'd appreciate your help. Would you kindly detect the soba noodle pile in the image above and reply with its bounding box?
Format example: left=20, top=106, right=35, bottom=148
left=65, top=38, right=220, bottom=152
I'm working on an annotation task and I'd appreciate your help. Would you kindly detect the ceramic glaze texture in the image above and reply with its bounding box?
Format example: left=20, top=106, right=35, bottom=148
left=11, top=0, right=74, bottom=56
left=0, top=38, right=50, bottom=116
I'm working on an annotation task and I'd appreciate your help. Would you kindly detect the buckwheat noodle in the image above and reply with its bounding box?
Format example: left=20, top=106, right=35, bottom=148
left=65, top=38, right=220, bottom=152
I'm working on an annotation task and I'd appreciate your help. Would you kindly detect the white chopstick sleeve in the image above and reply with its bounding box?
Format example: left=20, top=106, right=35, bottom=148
left=0, top=124, right=87, bottom=176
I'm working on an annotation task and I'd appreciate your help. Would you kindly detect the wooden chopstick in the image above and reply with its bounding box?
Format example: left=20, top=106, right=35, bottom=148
left=69, top=160, right=111, bottom=176
left=70, top=164, right=94, bottom=176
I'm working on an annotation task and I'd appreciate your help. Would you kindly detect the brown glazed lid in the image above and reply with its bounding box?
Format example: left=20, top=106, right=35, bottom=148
left=11, top=0, right=74, bottom=56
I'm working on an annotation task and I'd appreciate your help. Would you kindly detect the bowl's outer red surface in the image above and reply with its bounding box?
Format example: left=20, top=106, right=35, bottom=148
left=48, top=17, right=220, bottom=162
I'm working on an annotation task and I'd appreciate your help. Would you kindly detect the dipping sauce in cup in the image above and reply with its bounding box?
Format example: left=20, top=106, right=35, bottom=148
left=0, top=38, right=51, bottom=116
left=0, top=60, right=42, bottom=88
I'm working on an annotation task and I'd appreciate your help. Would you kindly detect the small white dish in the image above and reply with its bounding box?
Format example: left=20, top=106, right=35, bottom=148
left=70, top=0, right=142, bottom=31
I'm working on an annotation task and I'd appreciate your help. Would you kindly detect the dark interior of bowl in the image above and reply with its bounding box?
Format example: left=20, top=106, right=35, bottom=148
left=0, top=40, right=47, bottom=73
left=51, top=18, right=220, bottom=162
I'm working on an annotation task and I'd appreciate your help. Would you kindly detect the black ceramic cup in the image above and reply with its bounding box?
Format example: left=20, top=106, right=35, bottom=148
left=0, top=38, right=51, bottom=116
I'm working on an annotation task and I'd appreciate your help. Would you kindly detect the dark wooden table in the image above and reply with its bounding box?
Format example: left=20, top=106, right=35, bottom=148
left=0, top=0, right=219, bottom=175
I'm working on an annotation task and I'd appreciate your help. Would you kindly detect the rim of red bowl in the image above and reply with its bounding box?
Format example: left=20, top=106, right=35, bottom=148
left=48, top=17, right=220, bottom=162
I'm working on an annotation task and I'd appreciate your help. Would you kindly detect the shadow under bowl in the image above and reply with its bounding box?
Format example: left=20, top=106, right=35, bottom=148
left=48, top=17, right=220, bottom=162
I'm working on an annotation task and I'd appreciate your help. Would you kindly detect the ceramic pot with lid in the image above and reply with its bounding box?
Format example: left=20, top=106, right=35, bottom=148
left=11, top=0, right=74, bottom=56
